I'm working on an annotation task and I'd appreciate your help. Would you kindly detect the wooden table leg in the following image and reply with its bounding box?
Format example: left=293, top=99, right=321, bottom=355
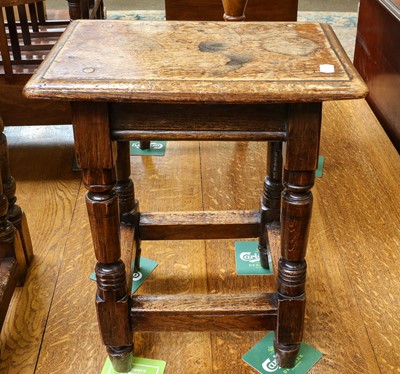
left=139, top=140, right=151, bottom=150
left=72, top=102, right=133, bottom=372
left=115, top=141, right=138, bottom=224
left=258, top=141, right=284, bottom=268
left=274, top=103, right=322, bottom=367
left=115, top=141, right=141, bottom=272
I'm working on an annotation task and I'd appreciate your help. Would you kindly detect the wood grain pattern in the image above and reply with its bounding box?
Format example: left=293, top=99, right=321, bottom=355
left=130, top=141, right=212, bottom=373
left=302, top=192, right=380, bottom=372
left=24, top=21, right=367, bottom=103
left=199, top=140, right=279, bottom=372
left=34, top=189, right=106, bottom=373
left=315, top=99, right=400, bottom=372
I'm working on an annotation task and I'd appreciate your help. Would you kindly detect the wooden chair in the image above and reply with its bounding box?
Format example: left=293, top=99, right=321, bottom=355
left=0, top=115, right=32, bottom=331
left=0, top=0, right=104, bottom=331
left=0, top=0, right=104, bottom=126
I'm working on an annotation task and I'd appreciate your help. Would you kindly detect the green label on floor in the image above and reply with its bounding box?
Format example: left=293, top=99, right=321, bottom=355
left=130, top=257, right=158, bottom=293
left=90, top=257, right=158, bottom=294
left=315, top=155, right=324, bottom=178
left=235, top=241, right=273, bottom=275
left=243, top=332, right=322, bottom=373
left=102, top=356, right=166, bottom=374
left=130, top=141, right=167, bottom=156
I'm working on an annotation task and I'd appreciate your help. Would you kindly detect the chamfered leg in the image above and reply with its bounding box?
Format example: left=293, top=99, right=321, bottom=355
left=72, top=102, right=133, bottom=372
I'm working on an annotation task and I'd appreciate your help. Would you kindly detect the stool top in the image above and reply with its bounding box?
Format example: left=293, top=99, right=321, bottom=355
left=24, top=20, right=367, bottom=103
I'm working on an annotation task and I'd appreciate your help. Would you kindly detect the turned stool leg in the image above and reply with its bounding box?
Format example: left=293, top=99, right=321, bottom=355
left=139, top=140, right=151, bottom=150
left=67, top=0, right=82, bottom=19
left=115, top=141, right=141, bottom=272
left=222, top=0, right=249, bottom=21
left=72, top=103, right=133, bottom=372
left=115, top=141, right=138, bottom=225
left=274, top=103, right=321, bottom=367
left=85, top=168, right=133, bottom=372
left=258, top=142, right=283, bottom=268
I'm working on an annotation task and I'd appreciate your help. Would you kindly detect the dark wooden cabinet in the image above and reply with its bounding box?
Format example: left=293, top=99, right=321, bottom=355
left=165, top=0, right=298, bottom=21
left=354, top=0, right=400, bottom=152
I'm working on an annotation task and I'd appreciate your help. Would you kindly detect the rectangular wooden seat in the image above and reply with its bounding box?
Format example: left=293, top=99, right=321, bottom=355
left=25, top=21, right=366, bottom=103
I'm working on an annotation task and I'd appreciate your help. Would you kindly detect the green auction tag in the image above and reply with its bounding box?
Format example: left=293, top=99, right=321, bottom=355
left=235, top=241, right=273, bottom=275
left=243, top=332, right=322, bottom=373
left=130, top=257, right=158, bottom=293
left=130, top=141, right=167, bottom=156
left=102, top=356, right=166, bottom=374
left=315, top=155, right=324, bottom=178
left=89, top=257, right=158, bottom=294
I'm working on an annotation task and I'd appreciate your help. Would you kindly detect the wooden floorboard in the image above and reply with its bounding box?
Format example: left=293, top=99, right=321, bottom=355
left=0, top=99, right=399, bottom=373
left=200, top=141, right=278, bottom=373
left=0, top=125, right=81, bottom=372
left=130, top=141, right=212, bottom=373
left=315, top=100, right=400, bottom=373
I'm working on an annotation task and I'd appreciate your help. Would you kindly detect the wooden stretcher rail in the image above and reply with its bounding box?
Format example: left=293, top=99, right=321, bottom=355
left=130, top=293, right=278, bottom=332
left=139, top=210, right=261, bottom=240
left=113, top=130, right=287, bottom=141
left=110, top=102, right=288, bottom=142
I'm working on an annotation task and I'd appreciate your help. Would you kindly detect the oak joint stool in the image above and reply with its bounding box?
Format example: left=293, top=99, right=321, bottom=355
left=24, top=18, right=367, bottom=372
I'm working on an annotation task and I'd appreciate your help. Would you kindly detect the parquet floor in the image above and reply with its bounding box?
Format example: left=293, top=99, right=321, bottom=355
left=1, top=99, right=399, bottom=373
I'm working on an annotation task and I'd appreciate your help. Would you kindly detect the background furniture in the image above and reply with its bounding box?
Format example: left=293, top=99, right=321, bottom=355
left=165, top=0, right=298, bottom=20
left=0, top=117, right=32, bottom=332
left=0, top=0, right=104, bottom=126
left=354, top=0, right=400, bottom=152
left=0, top=0, right=104, bottom=332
